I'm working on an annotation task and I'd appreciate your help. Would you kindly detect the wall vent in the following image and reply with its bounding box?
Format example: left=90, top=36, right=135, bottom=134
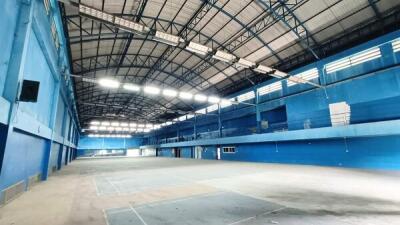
left=326, top=47, right=381, bottom=74
left=1, top=181, right=26, bottom=205
left=287, top=68, right=319, bottom=87
left=392, top=39, right=400, bottom=53
left=27, top=173, right=41, bottom=190
left=258, top=81, right=282, bottom=96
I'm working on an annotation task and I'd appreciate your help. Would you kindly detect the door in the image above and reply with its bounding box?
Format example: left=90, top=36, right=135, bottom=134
left=174, top=148, right=181, bottom=158
left=194, top=146, right=202, bottom=159
left=217, top=147, right=221, bottom=160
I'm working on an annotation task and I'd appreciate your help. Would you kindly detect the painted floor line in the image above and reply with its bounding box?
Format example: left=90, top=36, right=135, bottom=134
left=103, top=209, right=111, bottom=225
left=227, top=207, right=287, bottom=225
left=129, top=205, right=149, bottom=225
left=105, top=177, right=122, bottom=196
left=93, top=178, right=100, bottom=196
left=131, top=191, right=225, bottom=209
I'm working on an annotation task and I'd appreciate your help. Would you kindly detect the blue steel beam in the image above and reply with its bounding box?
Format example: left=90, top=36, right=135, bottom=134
left=257, top=0, right=319, bottom=59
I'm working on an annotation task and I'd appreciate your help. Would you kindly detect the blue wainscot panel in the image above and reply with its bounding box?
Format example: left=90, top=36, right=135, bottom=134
left=0, top=130, right=47, bottom=190
left=181, top=147, right=192, bottom=158
left=221, top=135, right=400, bottom=169
left=202, top=146, right=217, bottom=160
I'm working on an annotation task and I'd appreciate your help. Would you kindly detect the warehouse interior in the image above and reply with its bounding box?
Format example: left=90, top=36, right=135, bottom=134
left=1, top=0, right=400, bottom=224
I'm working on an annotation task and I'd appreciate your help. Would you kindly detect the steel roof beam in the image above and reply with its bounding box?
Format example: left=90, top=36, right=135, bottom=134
left=257, top=0, right=319, bottom=59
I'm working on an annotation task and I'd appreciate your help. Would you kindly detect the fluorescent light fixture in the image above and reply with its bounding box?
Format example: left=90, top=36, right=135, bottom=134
left=220, top=99, right=232, bottom=108
left=89, top=126, right=99, bottom=130
left=123, top=83, right=140, bottom=92
left=253, top=65, right=273, bottom=74
left=88, top=134, right=95, bottom=138
left=138, top=124, right=145, bottom=128
left=212, top=50, right=236, bottom=63
left=236, top=58, right=256, bottom=68
left=208, top=96, right=220, bottom=103
left=154, top=31, right=183, bottom=46
left=271, top=70, right=287, bottom=78
left=115, top=127, right=123, bottom=131
left=98, top=78, right=120, bottom=88
left=114, top=17, right=145, bottom=33
left=111, top=122, right=120, bottom=127
left=129, top=122, right=137, bottom=127
left=143, top=86, right=160, bottom=95
left=90, top=121, right=100, bottom=125
left=145, top=124, right=153, bottom=128
left=179, top=92, right=193, bottom=100
left=79, top=5, right=114, bottom=23
left=120, top=122, right=129, bottom=127
left=99, top=126, right=107, bottom=131
left=163, top=89, right=178, bottom=97
left=154, top=124, right=161, bottom=129
left=130, top=127, right=137, bottom=132
left=144, top=129, right=151, bottom=133
left=186, top=42, right=211, bottom=55
left=101, top=121, right=110, bottom=126
left=137, top=128, right=144, bottom=132
left=166, top=121, right=173, bottom=125
left=123, top=127, right=130, bottom=131
left=194, top=94, right=207, bottom=102
left=107, top=127, right=115, bottom=131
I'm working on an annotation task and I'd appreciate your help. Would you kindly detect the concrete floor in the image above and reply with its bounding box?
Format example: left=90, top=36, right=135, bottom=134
left=0, top=157, right=400, bottom=225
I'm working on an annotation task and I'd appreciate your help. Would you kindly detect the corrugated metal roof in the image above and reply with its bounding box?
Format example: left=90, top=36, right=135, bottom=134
left=61, top=0, right=400, bottom=125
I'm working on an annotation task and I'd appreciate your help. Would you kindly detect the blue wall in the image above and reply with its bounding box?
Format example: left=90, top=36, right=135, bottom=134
left=220, top=136, right=400, bottom=169
left=149, top=31, right=400, bottom=170
left=0, top=0, right=79, bottom=200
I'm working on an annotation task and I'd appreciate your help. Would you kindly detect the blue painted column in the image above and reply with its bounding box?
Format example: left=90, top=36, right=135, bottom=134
left=218, top=105, right=222, bottom=137
left=255, top=89, right=261, bottom=133
left=194, top=115, right=197, bottom=140
left=42, top=81, right=61, bottom=180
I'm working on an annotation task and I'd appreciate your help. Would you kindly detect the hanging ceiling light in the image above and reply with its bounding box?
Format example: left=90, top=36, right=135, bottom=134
left=235, top=58, right=256, bottom=68
left=271, top=70, right=288, bottom=79
left=101, top=121, right=110, bottom=126
left=212, top=50, right=236, bottom=63
left=194, top=94, right=207, bottom=102
left=89, top=126, right=99, bottom=130
left=253, top=65, right=273, bottom=74
left=111, top=122, right=120, bottom=127
left=179, top=92, right=193, bottom=100
left=185, top=42, right=211, bottom=56
left=98, top=78, right=120, bottom=88
left=90, top=121, right=100, bottom=125
left=114, top=17, right=146, bottom=33
left=123, top=83, right=140, bottom=92
left=208, top=96, right=221, bottom=103
left=162, top=89, right=178, bottom=97
left=143, top=86, right=160, bottom=95
left=153, top=31, right=183, bottom=46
